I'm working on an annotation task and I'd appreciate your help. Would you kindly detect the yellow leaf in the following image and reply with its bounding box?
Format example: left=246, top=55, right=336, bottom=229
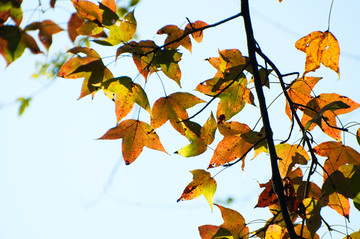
left=295, top=31, right=340, bottom=76
left=177, top=169, right=217, bottom=210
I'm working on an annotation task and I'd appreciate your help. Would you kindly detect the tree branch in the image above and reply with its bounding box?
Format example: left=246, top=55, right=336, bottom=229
left=241, top=0, right=297, bottom=238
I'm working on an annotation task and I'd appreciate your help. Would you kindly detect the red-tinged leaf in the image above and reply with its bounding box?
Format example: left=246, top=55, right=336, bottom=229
left=58, top=47, right=113, bottom=99
left=275, top=143, right=309, bottom=178
left=185, top=20, right=208, bottom=43
left=157, top=24, right=191, bottom=52
left=38, top=20, right=63, bottom=50
left=301, top=93, right=360, bottom=141
left=151, top=92, right=205, bottom=135
left=71, top=0, right=102, bottom=22
left=177, top=169, right=216, bottom=210
left=101, top=77, right=151, bottom=122
left=217, top=121, right=250, bottom=136
left=209, top=131, right=253, bottom=168
left=68, top=13, right=83, bottom=42
left=98, top=119, right=167, bottom=165
left=152, top=48, right=183, bottom=86
left=357, top=128, right=360, bottom=146
left=296, top=31, right=340, bottom=76
left=313, top=141, right=360, bottom=180
left=50, top=0, right=56, bottom=8
left=200, top=112, right=217, bottom=145
left=285, top=76, right=322, bottom=119
left=198, top=225, right=220, bottom=239
left=256, top=179, right=278, bottom=208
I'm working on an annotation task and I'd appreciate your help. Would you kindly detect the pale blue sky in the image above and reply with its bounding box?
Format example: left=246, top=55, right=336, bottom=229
left=1, top=0, right=360, bottom=238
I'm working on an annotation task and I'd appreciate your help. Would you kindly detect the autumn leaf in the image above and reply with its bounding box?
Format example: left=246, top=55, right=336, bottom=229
left=157, top=24, right=192, bottom=52
left=301, top=93, right=360, bottom=141
left=209, top=129, right=253, bottom=168
left=71, top=0, right=102, bottom=23
left=185, top=20, right=208, bottom=43
left=98, top=119, right=167, bottom=165
left=105, top=11, right=137, bottom=45
left=116, top=40, right=158, bottom=80
left=101, top=76, right=151, bottom=122
left=151, top=92, right=205, bottom=135
left=275, top=143, right=309, bottom=178
left=313, top=141, right=360, bottom=180
left=198, top=205, right=249, bottom=239
left=24, top=20, right=63, bottom=50
left=285, top=76, right=322, bottom=119
left=303, top=198, right=322, bottom=238
left=177, top=169, right=216, bottom=210
left=295, top=31, right=340, bottom=76
left=176, top=113, right=217, bottom=157
left=0, top=0, right=23, bottom=26
left=256, top=179, right=278, bottom=208
left=0, top=25, right=42, bottom=66
left=58, top=46, right=113, bottom=99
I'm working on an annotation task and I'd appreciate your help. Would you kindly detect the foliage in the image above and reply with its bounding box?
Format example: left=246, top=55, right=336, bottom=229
left=1, top=0, right=360, bottom=238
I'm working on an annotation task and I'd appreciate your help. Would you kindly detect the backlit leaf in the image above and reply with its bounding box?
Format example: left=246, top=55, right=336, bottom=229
left=58, top=46, right=113, bottom=99
left=151, top=92, right=205, bottom=136
left=185, top=20, right=208, bottom=43
left=295, top=31, right=340, bottom=76
left=303, top=198, right=322, bottom=238
left=313, top=141, right=360, bottom=180
left=101, top=76, right=151, bottom=122
left=106, top=11, right=136, bottom=45
left=200, top=112, right=217, bottom=145
left=199, top=205, right=249, bottom=239
left=0, top=25, right=41, bottom=66
left=175, top=121, right=207, bottom=157
left=344, top=231, right=360, bottom=239
left=275, top=143, right=309, bottom=178
left=98, top=119, right=167, bottom=165
left=0, top=0, right=23, bottom=26
left=285, top=76, right=322, bottom=119
left=71, top=0, right=102, bottom=22
left=24, top=20, right=63, bottom=50
left=16, top=97, right=31, bottom=116
left=209, top=132, right=253, bottom=168
left=177, top=169, right=217, bottom=210
left=301, top=93, right=360, bottom=141
left=157, top=24, right=191, bottom=52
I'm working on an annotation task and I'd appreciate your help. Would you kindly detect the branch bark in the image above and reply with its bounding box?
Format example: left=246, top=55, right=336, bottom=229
left=241, top=0, right=297, bottom=238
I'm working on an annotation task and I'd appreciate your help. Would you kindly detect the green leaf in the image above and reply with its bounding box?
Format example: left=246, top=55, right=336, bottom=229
left=17, top=97, right=31, bottom=116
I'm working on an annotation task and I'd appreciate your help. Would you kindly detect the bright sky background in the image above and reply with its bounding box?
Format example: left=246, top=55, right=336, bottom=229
left=1, top=0, right=360, bottom=238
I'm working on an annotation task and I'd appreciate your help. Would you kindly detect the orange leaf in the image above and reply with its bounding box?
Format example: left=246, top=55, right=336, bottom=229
left=58, top=47, right=113, bottom=99
left=301, top=93, right=360, bottom=141
left=313, top=141, right=360, bottom=180
left=98, top=120, right=167, bottom=165
left=177, top=169, right=217, bottom=210
left=295, top=31, right=340, bottom=76
left=275, top=143, right=309, bottom=178
left=199, top=205, right=249, bottom=239
left=157, top=25, right=191, bottom=52
left=285, top=76, right=322, bottom=119
left=151, top=92, right=205, bottom=135
left=71, top=0, right=102, bottom=22
left=209, top=128, right=253, bottom=168
left=185, top=20, right=208, bottom=43
left=217, top=121, right=250, bottom=136
left=256, top=179, right=278, bottom=208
